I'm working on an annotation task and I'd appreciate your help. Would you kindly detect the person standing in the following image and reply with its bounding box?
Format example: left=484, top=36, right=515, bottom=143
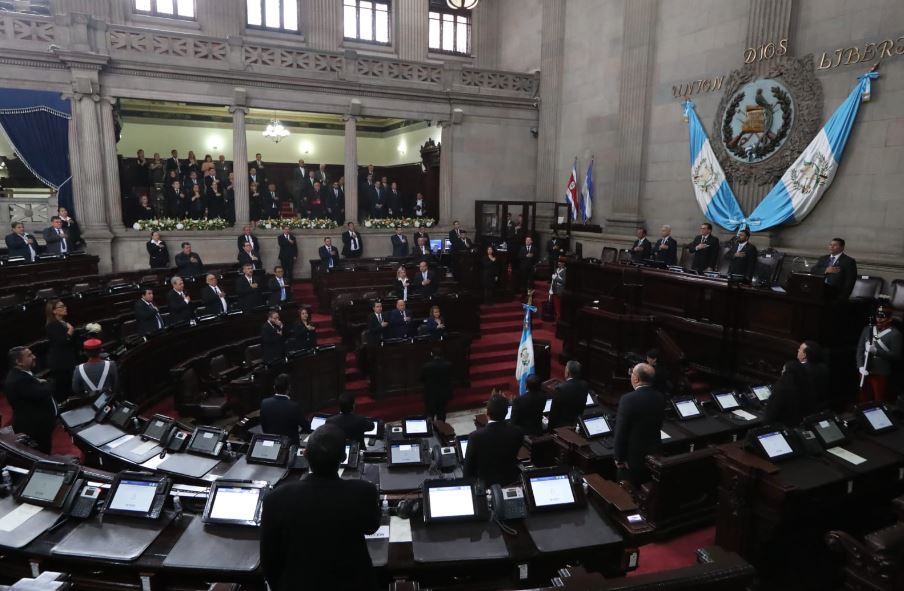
left=518, top=236, right=539, bottom=292
left=200, top=274, right=230, bottom=315
left=482, top=246, right=499, bottom=304
left=419, top=348, right=453, bottom=422
left=549, top=258, right=566, bottom=321
left=630, top=228, right=652, bottom=262
left=614, top=363, right=665, bottom=485
left=856, top=306, right=902, bottom=403
left=166, top=276, right=194, bottom=325
left=260, top=309, right=286, bottom=367
left=277, top=225, right=298, bottom=280
left=71, top=339, right=118, bottom=397
left=146, top=231, right=169, bottom=268
left=342, top=222, right=363, bottom=258
left=511, top=374, right=546, bottom=437
left=812, top=237, right=857, bottom=301
left=5, top=347, right=57, bottom=454
left=463, top=394, right=524, bottom=487
left=319, top=237, right=339, bottom=270
left=725, top=228, right=758, bottom=280
left=45, top=299, right=77, bottom=403
left=268, top=266, right=291, bottom=307
left=57, top=207, right=83, bottom=248
left=652, top=225, right=678, bottom=266
left=686, top=222, right=720, bottom=272
left=5, top=221, right=37, bottom=262
left=390, top=226, right=409, bottom=258
left=43, top=216, right=69, bottom=255
left=327, top=392, right=375, bottom=448
left=235, top=263, right=262, bottom=312
left=548, top=360, right=587, bottom=430
left=260, top=373, right=307, bottom=442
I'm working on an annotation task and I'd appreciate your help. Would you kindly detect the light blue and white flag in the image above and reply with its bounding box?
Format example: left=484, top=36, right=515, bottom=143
left=683, top=100, right=746, bottom=231
left=746, top=71, right=879, bottom=230
left=515, top=301, right=537, bottom=395
left=580, top=158, right=593, bottom=224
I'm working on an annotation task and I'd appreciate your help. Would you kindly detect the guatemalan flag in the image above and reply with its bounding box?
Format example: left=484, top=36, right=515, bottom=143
left=580, top=158, right=593, bottom=224
left=746, top=71, right=879, bottom=229
left=684, top=100, right=745, bottom=231
left=515, top=301, right=537, bottom=395
left=564, top=158, right=579, bottom=221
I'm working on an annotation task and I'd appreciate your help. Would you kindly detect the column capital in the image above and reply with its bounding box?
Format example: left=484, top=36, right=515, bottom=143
left=228, top=105, right=249, bottom=115
left=342, top=114, right=357, bottom=122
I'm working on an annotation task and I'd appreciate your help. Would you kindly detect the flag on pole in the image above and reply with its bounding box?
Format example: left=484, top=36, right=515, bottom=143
left=515, top=298, right=537, bottom=395
left=580, top=158, right=593, bottom=223
left=563, top=158, right=579, bottom=221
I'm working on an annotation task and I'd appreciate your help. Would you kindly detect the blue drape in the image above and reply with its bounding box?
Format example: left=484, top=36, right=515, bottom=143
left=0, top=88, right=73, bottom=215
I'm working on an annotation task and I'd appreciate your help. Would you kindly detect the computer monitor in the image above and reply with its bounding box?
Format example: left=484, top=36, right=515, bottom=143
left=859, top=404, right=896, bottom=434
left=811, top=417, right=847, bottom=448
left=388, top=441, right=427, bottom=466
left=672, top=398, right=704, bottom=420
left=522, top=468, right=580, bottom=512
left=751, top=385, right=772, bottom=402
left=186, top=426, right=226, bottom=458
left=754, top=430, right=796, bottom=462
left=142, top=415, right=175, bottom=442
left=247, top=434, right=288, bottom=466
left=104, top=472, right=171, bottom=519
left=17, top=461, right=78, bottom=508
left=444, top=238, right=452, bottom=251
left=403, top=417, right=431, bottom=437
left=423, top=479, right=478, bottom=523
left=202, top=480, right=268, bottom=527
left=712, top=391, right=741, bottom=412
left=429, top=239, right=443, bottom=253
left=309, top=414, right=329, bottom=431
left=578, top=415, right=611, bottom=439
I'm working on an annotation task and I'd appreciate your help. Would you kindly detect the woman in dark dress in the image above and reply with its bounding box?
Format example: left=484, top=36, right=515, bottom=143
left=45, top=299, right=78, bottom=403
left=135, top=194, right=155, bottom=220
left=146, top=230, right=169, bottom=268
left=424, top=305, right=447, bottom=340
left=481, top=245, right=499, bottom=304
left=289, top=307, right=317, bottom=351
left=57, top=207, right=83, bottom=248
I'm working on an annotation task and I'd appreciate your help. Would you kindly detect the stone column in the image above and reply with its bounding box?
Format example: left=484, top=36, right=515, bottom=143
left=306, top=0, right=343, bottom=51
left=397, top=0, right=429, bottom=62
left=70, top=87, right=109, bottom=234
left=230, top=105, right=249, bottom=226
left=606, top=0, right=657, bottom=233
left=99, top=97, right=123, bottom=229
left=535, top=0, right=565, bottom=203
left=438, top=121, right=454, bottom=224
left=343, top=114, right=358, bottom=223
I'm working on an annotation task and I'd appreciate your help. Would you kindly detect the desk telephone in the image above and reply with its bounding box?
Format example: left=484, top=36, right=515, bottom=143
left=490, top=484, right=527, bottom=521
left=63, top=481, right=102, bottom=518
left=159, top=429, right=190, bottom=454
left=794, top=428, right=824, bottom=456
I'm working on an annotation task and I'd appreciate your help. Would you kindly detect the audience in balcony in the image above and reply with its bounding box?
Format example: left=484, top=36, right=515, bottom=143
left=135, top=194, right=155, bottom=220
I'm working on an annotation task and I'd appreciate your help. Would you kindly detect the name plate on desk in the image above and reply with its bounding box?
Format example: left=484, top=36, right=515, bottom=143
left=827, top=447, right=867, bottom=466
left=0, top=504, right=44, bottom=532
left=366, top=525, right=390, bottom=540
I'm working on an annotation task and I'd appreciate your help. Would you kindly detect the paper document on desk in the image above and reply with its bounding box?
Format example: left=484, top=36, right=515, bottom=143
left=827, top=447, right=867, bottom=465
left=131, top=440, right=159, bottom=455
left=106, top=434, right=134, bottom=449
left=141, top=454, right=167, bottom=470
left=389, top=516, right=412, bottom=543
left=366, top=525, right=390, bottom=540
left=732, top=410, right=758, bottom=421
left=0, top=503, right=44, bottom=532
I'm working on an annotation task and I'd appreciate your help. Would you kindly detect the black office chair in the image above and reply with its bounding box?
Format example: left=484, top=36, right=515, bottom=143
left=601, top=247, right=618, bottom=264
left=751, top=249, right=784, bottom=287
left=850, top=276, right=884, bottom=302
left=888, top=279, right=904, bottom=311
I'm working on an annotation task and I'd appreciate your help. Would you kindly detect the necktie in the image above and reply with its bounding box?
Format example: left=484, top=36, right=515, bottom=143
left=830, top=255, right=837, bottom=266
left=702, top=235, right=707, bottom=244
left=377, top=314, right=382, bottom=323
left=351, top=233, right=358, bottom=251
left=57, top=229, right=67, bottom=252
left=278, top=278, right=286, bottom=301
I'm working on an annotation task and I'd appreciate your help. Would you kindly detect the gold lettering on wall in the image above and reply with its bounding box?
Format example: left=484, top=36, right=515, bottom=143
left=816, top=35, right=904, bottom=70
left=672, top=75, right=726, bottom=99
left=743, top=38, right=789, bottom=64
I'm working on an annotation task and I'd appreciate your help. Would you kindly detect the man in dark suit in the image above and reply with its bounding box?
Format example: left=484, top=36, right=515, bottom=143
left=725, top=228, right=758, bottom=280
left=412, top=193, right=428, bottom=219
left=5, top=222, right=37, bottom=261
left=463, top=394, right=524, bottom=487
left=630, top=227, right=652, bottom=262
left=448, top=221, right=465, bottom=250
left=413, top=224, right=430, bottom=246
left=687, top=222, right=720, bottom=272
left=548, top=360, right=588, bottom=430
left=165, top=149, right=182, bottom=175
left=419, top=348, right=452, bottom=422
left=307, top=181, right=325, bottom=218
left=341, top=222, right=363, bottom=258
left=261, top=310, right=286, bottom=366
left=614, top=363, right=665, bottom=486
left=248, top=167, right=263, bottom=190
left=319, top=237, right=339, bottom=270
left=414, top=260, right=438, bottom=297
left=238, top=242, right=263, bottom=271
left=518, top=236, right=539, bottom=291
left=4, top=347, right=57, bottom=454
left=390, top=226, right=409, bottom=258
left=250, top=153, right=267, bottom=184
left=268, top=266, right=291, bottom=307
left=388, top=299, right=412, bottom=339
left=812, top=237, right=857, bottom=301
left=201, top=273, right=230, bottom=315
left=174, top=242, right=204, bottom=277
left=214, top=154, right=231, bottom=185
left=367, top=301, right=388, bottom=343
left=166, top=276, right=194, bottom=325
left=237, top=225, right=260, bottom=257
left=277, top=225, right=298, bottom=280
left=413, top=237, right=433, bottom=264
left=260, top=373, right=306, bottom=443
left=260, top=423, right=381, bottom=591
left=292, top=159, right=307, bottom=213
left=235, top=264, right=262, bottom=312
left=370, top=181, right=386, bottom=218
left=263, top=182, right=281, bottom=219
left=327, top=391, right=375, bottom=447
left=43, top=216, right=69, bottom=255
left=386, top=182, right=403, bottom=217
left=134, top=288, right=165, bottom=335
left=511, top=374, right=547, bottom=437
left=652, top=225, right=678, bottom=266
left=325, top=181, right=345, bottom=225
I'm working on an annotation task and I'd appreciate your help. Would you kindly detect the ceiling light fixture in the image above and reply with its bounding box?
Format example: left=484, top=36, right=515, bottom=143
left=263, top=119, right=290, bottom=143
left=446, top=0, right=478, bottom=9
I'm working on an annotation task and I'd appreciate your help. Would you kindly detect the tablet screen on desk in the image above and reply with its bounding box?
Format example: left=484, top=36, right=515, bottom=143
left=813, top=419, right=846, bottom=448
left=429, top=239, right=443, bottom=252
left=581, top=416, right=611, bottom=438
left=250, top=438, right=281, bottom=462
left=390, top=443, right=422, bottom=465
left=203, top=481, right=267, bottom=526
left=404, top=418, right=429, bottom=437
left=757, top=431, right=794, bottom=460
left=424, top=482, right=476, bottom=522
left=310, top=415, right=328, bottom=431
left=108, top=480, right=158, bottom=514
left=187, top=427, right=224, bottom=456
left=713, top=392, right=740, bottom=411
left=528, top=474, right=576, bottom=509
left=752, top=385, right=772, bottom=402
left=675, top=400, right=702, bottom=419
left=863, top=407, right=894, bottom=432
left=20, top=468, right=67, bottom=505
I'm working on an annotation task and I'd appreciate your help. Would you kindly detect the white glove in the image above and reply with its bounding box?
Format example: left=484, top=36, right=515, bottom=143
left=859, top=367, right=869, bottom=377
left=868, top=344, right=878, bottom=354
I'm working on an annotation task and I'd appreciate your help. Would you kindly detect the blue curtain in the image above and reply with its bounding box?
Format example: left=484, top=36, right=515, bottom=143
left=0, top=88, right=73, bottom=215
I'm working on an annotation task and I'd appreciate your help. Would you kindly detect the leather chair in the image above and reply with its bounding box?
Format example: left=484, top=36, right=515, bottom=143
left=889, top=279, right=904, bottom=311
left=71, top=282, right=91, bottom=294
left=752, top=248, right=784, bottom=287
left=176, top=367, right=227, bottom=420
left=244, top=343, right=263, bottom=368
left=827, top=523, right=904, bottom=591
left=209, top=353, right=240, bottom=381
left=34, top=288, right=57, bottom=301
left=0, top=293, right=20, bottom=310
left=601, top=247, right=618, bottom=264
left=717, top=245, right=732, bottom=275
left=851, top=275, right=884, bottom=301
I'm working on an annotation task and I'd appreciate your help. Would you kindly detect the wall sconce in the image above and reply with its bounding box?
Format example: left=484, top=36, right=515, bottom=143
left=397, top=141, right=407, bottom=156
left=299, top=140, right=313, bottom=155
left=207, top=135, right=222, bottom=151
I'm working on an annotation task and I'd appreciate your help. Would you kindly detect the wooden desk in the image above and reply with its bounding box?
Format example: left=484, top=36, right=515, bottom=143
left=0, top=254, right=99, bottom=286
left=362, top=333, right=471, bottom=398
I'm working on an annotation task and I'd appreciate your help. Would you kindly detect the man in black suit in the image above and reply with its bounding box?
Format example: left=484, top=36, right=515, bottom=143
left=686, top=222, right=720, bottom=272
left=414, top=260, right=438, bottom=297
left=319, top=237, right=339, bottom=270
left=165, top=149, right=182, bottom=175
left=201, top=273, right=230, bottom=315
left=250, top=153, right=267, bottom=184
left=260, top=423, right=381, bottom=591
left=235, top=264, right=262, bottom=312
left=325, top=181, right=345, bottom=225
left=413, top=237, right=433, bottom=264
left=652, top=225, right=678, bottom=266
left=327, top=391, right=375, bottom=447
left=511, top=374, right=547, bottom=437
left=614, top=363, right=665, bottom=485
left=5, top=222, right=37, bottom=261
left=413, top=224, right=430, bottom=246
left=166, top=276, right=194, bottom=325
left=370, top=181, right=386, bottom=218
left=268, top=266, right=291, bottom=307
left=174, top=242, right=204, bottom=277
left=419, top=348, right=452, bottom=422
left=237, top=225, right=260, bottom=257
left=812, top=237, right=857, bottom=301
left=548, top=360, right=588, bottom=430
left=518, top=236, right=539, bottom=291
left=214, top=154, right=231, bottom=185
left=390, top=226, right=409, bottom=258
left=277, top=225, right=298, bottom=280
left=4, top=347, right=57, bottom=454
left=412, top=193, right=427, bottom=219
left=630, top=227, right=652, bottom=262
left=248, top=167, right=263, bottom=190
left=292, top=159, right=307, bottom=213
left=238, top=242, right=263, bottom=271
left=261, top=309, right=286, bottom=366
left=386, top=182, right=403, bottom=217
left=43, top=216, right=69, bottom=255
left=725, top=228, right=758, bottom=280
left=260, top=373, right=306, bottom=443
left=367, top=301, right=388, bottom=343
left=307, top=181, right=325, bottom=218
left=341, top=222, right=363, bottom=258
left=463, top=394, right=524, bottom=487
left=134, top=288, right=165, bottom=335
left=388, top=299, right=412, bottom=339
left=263, top=182, right=281, bottom=219
left=448, top=221, right=465, bottom=250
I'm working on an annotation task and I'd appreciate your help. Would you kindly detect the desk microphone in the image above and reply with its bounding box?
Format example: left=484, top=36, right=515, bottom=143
left=173, top=495, right=184, bottom=522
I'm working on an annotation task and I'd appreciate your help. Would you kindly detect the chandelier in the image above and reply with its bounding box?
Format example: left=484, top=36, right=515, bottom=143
left=446, top=0, right=478, bottom=9
left=262, top=119, right=289, bottom=143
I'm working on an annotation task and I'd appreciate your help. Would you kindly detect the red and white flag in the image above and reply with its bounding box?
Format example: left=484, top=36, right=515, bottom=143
left=564, top=158, right=579, bottom=221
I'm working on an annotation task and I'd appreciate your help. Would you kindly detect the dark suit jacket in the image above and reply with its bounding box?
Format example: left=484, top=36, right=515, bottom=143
left=414, top=269, right=438, bottom=296
left=289, top=322, right=317, bottom=351
left=413, top=245, right=434, bottom=264
left=388, top=308, right=411, bottom=339
left=5, top=232, right=36, bottom=261
left=424, top=317, right=446, bottom=340
left=614, top=385, right=665, bottom=485
left=46, top=320, right=77, bottom=371
left=238, top=250, right=263, bottom=271
left=277, top=233, right=298, bottom=261
left=511, top=390, right=546, bottom=437
left=319, top=245, right=339, bottom=268
left=463, top=421, right=524, bottom=487
left=548, top=378, right=588, bottom=430
left=146, top=240, right=169, bottom=268
left=166, top=290, right=194, bottom=325
left=260, top=394, right=306, bottom=442
left=449, top=229, right=465, bottom=250
left=367, top=312, right=387, bottom=342
left=386, top=190, right=403, bottom=216
left=393, top=279, right=411, bottom=301
left=201, top=285, right=229, bottom=314
left=174, top=252, right=204, bottom=277
left=812, top=253, right=858, bottom=300
left=237, top=234, right=260, bottom=255
left=630, top=238, right=652, bottom=262
left=4, top=368, right=56, bottom=441
left=42, top=227, right=69, bottom=254
left=261, top=321, right=286, bottom=365
left=652, top=236, right=678, bottom=266
left=518, top=245, right=539, bottom=272
left=134, top=299, right=165, bottom=335
left=726, top=241, right=758, bottom=279
left=391, top=234, right=409, bottom=258
left=235, top=274, right=262, bottom=312
left=687, top=234, right=720, bottom=271
left=261, top=472, right=381, bottom=591
left=341, top=231, right=363, bottom=257
left=420, top=356, right=453, bottom=406
left=327, top=413, right=375, bottom=447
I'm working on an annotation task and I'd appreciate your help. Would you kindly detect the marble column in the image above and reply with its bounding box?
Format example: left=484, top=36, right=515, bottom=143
left=438, top=121, right=454, bottom=224
left=397, top=0, right=429, bottom=62
left=535, top=0, right=565, bottom=203
left=343, top=115, right=358, bottom=223
left=230, top=105, right=249, bottom=226
left=306, top=0, right=343, bottom=51
left=70, top=89, right=109, bottom=234
left=99, top=97, right=123, bottom=229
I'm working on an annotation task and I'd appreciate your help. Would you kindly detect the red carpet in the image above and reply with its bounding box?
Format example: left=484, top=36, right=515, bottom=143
left=629, top=526, right=717, bottom=576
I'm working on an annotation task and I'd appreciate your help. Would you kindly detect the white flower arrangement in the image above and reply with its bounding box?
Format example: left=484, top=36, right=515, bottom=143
left=256, top=218, right=339, bottom=230
left=131, top=218, right=230, bottom=232
left=363, top=217, right=436, bottom=229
